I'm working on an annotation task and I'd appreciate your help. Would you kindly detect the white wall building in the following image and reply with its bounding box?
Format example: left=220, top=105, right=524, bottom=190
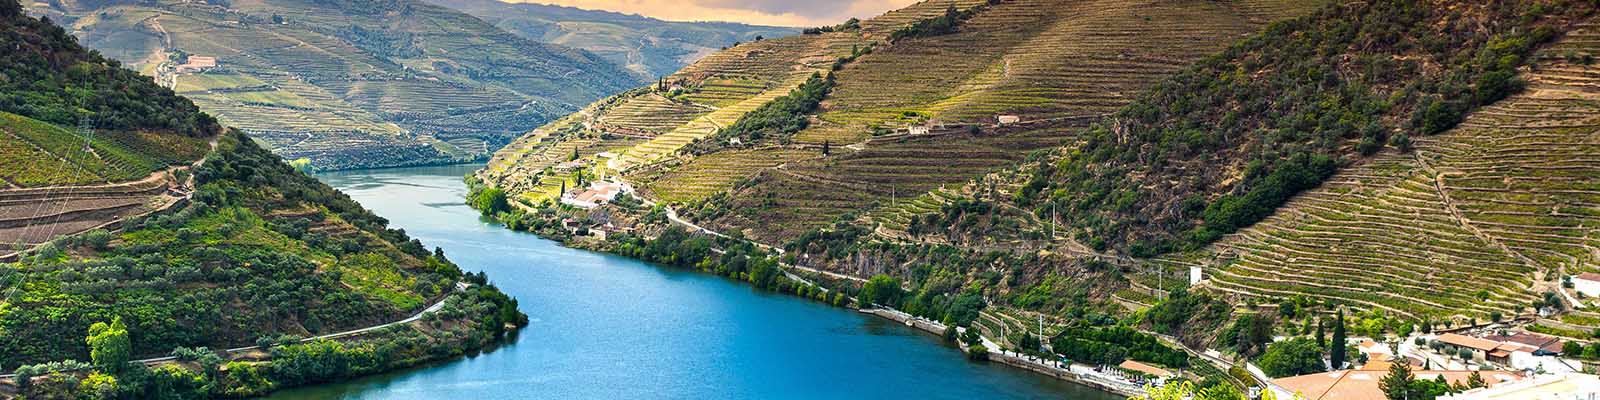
left=1574, top=272, right=1600, bottom=297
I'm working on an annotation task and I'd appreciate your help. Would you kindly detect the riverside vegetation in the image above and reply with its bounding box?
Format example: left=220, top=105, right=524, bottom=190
left=0, top=3, right=527, bottom=397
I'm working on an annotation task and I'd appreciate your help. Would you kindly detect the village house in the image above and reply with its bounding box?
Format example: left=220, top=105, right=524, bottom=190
left=176, top=56, right=217, bottom=73
left=559, top=180, right=631, bottom=209
left=1572, top=272, right=1600, bottom=297
left=997, top=115, right=1020, bottom=125
left=908, top=124, right=931, bottom=135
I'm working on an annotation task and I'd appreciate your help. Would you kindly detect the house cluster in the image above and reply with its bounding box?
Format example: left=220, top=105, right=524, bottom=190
left=1269, top=331, right=1594, bottom=400
left=176, top=56, right=217, bottom=73
left=1433, top=332, right=1568, bottom=371
left=559, top=180, right=631, bottom=209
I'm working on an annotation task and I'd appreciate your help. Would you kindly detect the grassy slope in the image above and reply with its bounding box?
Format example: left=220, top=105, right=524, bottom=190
left=37, top=0, right=639, bottom=170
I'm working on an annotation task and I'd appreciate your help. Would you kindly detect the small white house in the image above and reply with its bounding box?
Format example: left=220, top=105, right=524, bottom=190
left=997, top=115, right=1021, bottom=125
left=908, top=125, right=931, bottom=135
left=1574, top=272, right=1600, bottom=297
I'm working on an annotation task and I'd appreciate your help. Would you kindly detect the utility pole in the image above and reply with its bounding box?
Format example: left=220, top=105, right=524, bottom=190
left=1038, top=314, right=1045, bottom=353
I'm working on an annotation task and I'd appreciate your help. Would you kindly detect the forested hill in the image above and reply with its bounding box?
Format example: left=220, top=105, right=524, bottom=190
left=423, top=0, right=796, bottom=78
left=1, top=1, right=216, bottom=138
left=0, top=4, right=526, bottom=397
left=28, top=0, right=641, bottom=170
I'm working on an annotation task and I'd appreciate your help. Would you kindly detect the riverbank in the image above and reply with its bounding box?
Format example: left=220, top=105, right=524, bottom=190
left=858, top=308, right=1146, bottom=398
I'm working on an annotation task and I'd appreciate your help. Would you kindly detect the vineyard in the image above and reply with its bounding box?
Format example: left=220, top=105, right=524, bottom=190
left=40, top=0, right=638, bottom=169
left=697, top=0, right=1320, bottom=243
left=1181, top=22, right=1600, bottom=323
left=0, top=113, right=209, bottom=253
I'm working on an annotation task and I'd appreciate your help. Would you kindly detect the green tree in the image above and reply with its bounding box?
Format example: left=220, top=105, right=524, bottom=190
left=1379, top=360, right=1415, bottom=400
left=859, top=274, right=904, bottom=307
left=470, top=187, right=510, bottom=215
left=1467, top=370, right=1485, bottom=389
left=86, top=317, right=131, bottom=372
left=1330, top=310, right=1347, bottom=369
left=1258, top=338, right=1325, bottom=377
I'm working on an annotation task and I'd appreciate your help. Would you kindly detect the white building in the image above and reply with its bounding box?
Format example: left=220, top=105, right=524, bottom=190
left=1439, top=373, right=1600, bottom=400
left=997, top=115, right=1020, bottom=125
left=559, top=180, right=632, bottom=209
left=1573, top=272, right=1600, bottom=297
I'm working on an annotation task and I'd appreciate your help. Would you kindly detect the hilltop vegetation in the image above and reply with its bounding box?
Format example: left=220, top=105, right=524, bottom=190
left=422, top=0, right=795, bottom=78
left=0, top=3, right=216, bottom=137
left=1011, top=0, right=1594, bottom=256
left=0, top=6, right=525, bottom=396
left=34, top=0, right=640, bottom=170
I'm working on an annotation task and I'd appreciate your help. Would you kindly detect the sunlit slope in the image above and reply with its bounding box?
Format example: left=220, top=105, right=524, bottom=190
left=701, top=0, right=1319, bottom=243
left=1178, top=23, right=1600, bottom=323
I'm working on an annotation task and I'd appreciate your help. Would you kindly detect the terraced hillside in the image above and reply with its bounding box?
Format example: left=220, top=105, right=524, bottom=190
left=34, top=0, right=640, bottom=170
left=699, top=0, right=1319, bottom=243
left=1178, top=20, right=1600, bottom=323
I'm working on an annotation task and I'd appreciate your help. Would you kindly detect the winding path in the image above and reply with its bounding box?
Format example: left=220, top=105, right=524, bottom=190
left=0, top=282, right=467, bottom=381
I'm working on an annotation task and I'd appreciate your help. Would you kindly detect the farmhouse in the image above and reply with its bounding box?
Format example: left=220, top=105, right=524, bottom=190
left=1436, top=333, right=1551, bottom=366
left=1572, top=272, right=1600, bottom=297
left=176, top=56, right=217, bottom=73
left=997, top=115, right=1020, bottom=125
left=559, top=180, right=631, bottom=209
left=908, top=125, right=931, bottom=135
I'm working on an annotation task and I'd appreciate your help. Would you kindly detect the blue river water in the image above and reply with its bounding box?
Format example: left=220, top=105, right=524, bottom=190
left=263, top=164, right=1117, bottom=399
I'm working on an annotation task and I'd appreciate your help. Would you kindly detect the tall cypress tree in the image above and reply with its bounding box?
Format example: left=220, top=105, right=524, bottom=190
left=1330, top=310, right=1347, bottom=370
left=1315, top=318, right=1326, bottom=349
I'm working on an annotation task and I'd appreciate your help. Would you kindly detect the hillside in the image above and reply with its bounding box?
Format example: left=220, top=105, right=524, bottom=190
left=30, top=0, right=639, bottom=170
left=422, top=0, right=796, bottom=78
left=0, top=4, right=524, bottom=397
left=476, top=0, right=1600, bottom=348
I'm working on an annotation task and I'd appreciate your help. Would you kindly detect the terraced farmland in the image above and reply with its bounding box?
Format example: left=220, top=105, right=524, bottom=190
left=0, top=113, right=209, bottom=255
left=1182, top=25, right=1600, bottom=321
left=641, top=148, right=814, bottom=204
left=705, top=0, right=1319, bottom=243
left=596, top=93, right=711, bottom=135
left=797, top=0, right=1313, bottom=145
left=710, top=125, right=1080, bottom=241
left=39, top=0, right=639, bottom=169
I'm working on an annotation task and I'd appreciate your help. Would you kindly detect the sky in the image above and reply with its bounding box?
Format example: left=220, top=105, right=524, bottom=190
left=507, top=0, right=922, bottom=27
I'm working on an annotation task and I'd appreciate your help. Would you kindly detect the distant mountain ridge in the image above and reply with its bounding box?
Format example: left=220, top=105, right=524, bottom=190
left=422, top=0, right=796, bottom=79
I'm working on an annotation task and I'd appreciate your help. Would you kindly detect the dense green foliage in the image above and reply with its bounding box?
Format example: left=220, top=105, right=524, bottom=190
left=859, top=274, right=905, bottom=307
left=0, top=1, right=218, bottom=136
left=86, top=318, right=132, bottom=373
left=1257, top=338, right=1324, bottom=378
left=1012, top=0, right=1591, bottom=255
left=0, top=133, right=483, bottom=368
left=1049, top=325, right=1188, bottom=367
left=887, top=2, right=994, bottom=42
left=698, top=73, right=835, bottom=151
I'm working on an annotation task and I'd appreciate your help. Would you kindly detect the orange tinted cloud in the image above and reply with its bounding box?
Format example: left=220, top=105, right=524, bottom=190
left=504, top=0, right=921, bottom=27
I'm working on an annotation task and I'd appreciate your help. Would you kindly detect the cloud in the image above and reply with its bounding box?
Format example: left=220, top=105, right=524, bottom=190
left=506, top=0, right=922, bottom=27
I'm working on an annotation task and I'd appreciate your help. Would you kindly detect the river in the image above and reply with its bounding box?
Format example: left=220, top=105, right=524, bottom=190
left=264, top=164, right=1120, bottom=400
